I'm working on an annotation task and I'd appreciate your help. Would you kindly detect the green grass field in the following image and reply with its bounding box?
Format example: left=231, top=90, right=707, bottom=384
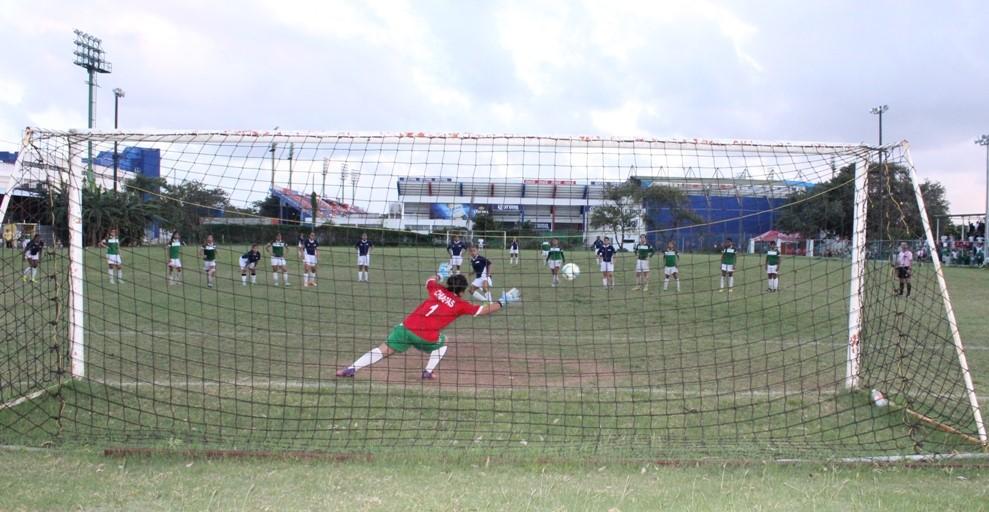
left=1, top=244, right=988, bottom=509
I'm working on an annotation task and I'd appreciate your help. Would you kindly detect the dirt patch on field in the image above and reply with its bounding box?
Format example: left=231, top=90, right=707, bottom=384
left=357, top=337, right=622, bottom=389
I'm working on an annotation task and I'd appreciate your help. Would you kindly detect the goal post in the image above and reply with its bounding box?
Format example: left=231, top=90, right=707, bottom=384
left=1, top=129, right=985, bottom=456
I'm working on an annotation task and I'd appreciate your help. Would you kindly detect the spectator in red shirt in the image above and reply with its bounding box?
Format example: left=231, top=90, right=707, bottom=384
left=336, top=273, right=520, bottom=380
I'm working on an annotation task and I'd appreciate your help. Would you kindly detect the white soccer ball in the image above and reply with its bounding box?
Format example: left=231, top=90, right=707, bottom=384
left=561, top=263, right=580, bottom=281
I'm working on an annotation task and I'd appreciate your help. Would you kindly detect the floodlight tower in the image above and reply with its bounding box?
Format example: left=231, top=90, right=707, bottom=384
left=350, top=168, right=361, bottom=207
left=339, top=163, right=348, bottom=202
left=112, top=88, right=125, bottom=191
left=977, top=134, right=989, bottom=242
left=73, top=29, right=112, bottom=190
left=321, top=158, right=329, bottom=200
left=870, top=105, right=889, bottom=145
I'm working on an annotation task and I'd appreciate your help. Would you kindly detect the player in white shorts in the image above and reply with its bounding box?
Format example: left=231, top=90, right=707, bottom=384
left=99, top=227, right=124, bottom=284
left=545, top=238, right=566, bottom=287
left=765, top=240, right=781, bottom=292
left=719, top=238, right=737, bottom=292
left=466, top=244, right=493, bottom=302
left=199, top=234, right=218, bottom=288
left=20, top=234, right=44, bottom=283
left=596, top=236, right=617, bottom=288
left=662, top=240, right=681, bottom=292
left=300, top=232, right=319, bottom=287
left=508, top=238, right=520, bottom=265
left=355, top=232, right=373, bottom=282
left=166, top=232, right=183, bottom=285
left=266, top=233, right=289, bottom=286
left=447, top=235, right=466, bottom=274
left=632, top=234, right=654, bottom=291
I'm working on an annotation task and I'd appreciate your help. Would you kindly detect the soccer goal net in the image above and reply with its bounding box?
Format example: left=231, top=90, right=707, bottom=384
left=1, top=129, right=984, bottom=459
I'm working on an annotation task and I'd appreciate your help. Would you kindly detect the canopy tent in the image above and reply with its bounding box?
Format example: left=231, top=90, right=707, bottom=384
left=751, top=230, right=802, bottom=243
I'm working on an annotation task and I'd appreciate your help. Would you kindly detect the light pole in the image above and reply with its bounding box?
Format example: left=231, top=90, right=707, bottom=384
left=977, top=135, right=989, bottom=243
left=73, top=29, right=112, bottom=190
left=350, top=168, right=360, bottom=207
left=339, top=163, right=348, bottom=202
left=112, top=88, right=124, bottom=191
left=870, top=105, right=888, bottom=146
left=321, top=158, right=329, bottom=201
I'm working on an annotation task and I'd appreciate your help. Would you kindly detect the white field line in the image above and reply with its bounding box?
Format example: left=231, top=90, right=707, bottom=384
left=0, top=389, right=48, bottom=411
left=89, top=330, right=989, bottom=350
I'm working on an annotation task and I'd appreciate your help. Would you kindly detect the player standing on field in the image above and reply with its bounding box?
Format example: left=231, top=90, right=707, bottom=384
left=466, top=245, right=493, bottom=302
left=508, top=237, right=520, bottom=265
left=593, top=236, right=604, bottom=263
left=765, top=241, right=781, bottom=292
left=632, top=234, right=654, bottom=291
left=719, top=238, right=737, bottom=293
left=166, top=232, right=183, bottom=285
left=99, top=227, right=123, bottom=284
left=597, top=236, right=617, bottom=288
left=199, top=234, right=218, bottom=288
left=447, top=235, right=466, bottom=275
left=894, top=242, right=913, bottom=297
left=545, top=238, right=566, bottom=287
left=239, top=243, right=262, bottom=286
left=336, top=273, right=520, bottom=380
left=301, top=232, right=319, bottom=287
left=266, top=233, right=289, bottom=286
left=21, top=234, right=44, bottom=283
left=662, top=240, right=680, bottom=292
left=540, top=240, right=550, bottom=264
left=356, top=232, right=373, bottom=282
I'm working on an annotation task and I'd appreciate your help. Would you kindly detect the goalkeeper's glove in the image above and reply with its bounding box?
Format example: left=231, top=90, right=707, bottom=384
left=497, top=288, right=521, bottom=307
left=437, top=262, right=451, bottom=281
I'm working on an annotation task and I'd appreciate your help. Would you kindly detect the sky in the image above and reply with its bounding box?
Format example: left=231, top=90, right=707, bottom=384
left=0, top=0, right=987, bottom=216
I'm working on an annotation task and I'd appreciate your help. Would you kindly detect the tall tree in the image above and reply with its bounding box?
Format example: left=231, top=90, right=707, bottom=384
left=157, top=181, right=231, bottom=241
left=589, top=181, right=642, bottom=247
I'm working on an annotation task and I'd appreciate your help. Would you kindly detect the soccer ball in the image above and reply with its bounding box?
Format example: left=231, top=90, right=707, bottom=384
left=561, top=263, right=580, bottom=281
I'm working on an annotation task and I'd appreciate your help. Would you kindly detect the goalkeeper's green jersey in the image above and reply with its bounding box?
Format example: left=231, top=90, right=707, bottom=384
left=203, top=244, right=217, bottom=261
left=271, top=241, right=286, bottom=257
left=546, top=247, right=565, bottom=261
left=541, top=241, right=550, bottom=251
left=766, top=250, right=780, bottom=266
left=169, top=241, right=181, bottom=259
left=105, top=237, right=120, bottom=256
left=721, top=247, right=737, bottom=265
left=663, top=250, right=678, bottom=267
left=634, top=243, right=654, bottom=260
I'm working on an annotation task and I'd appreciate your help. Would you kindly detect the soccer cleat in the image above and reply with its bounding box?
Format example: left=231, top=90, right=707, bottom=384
left=632, top=286, right=640, bottom=291
left=643, top=285, right=648, bottom=291
left=30, top=278, right=37, bottom=283
left=21, top=275, right=27, bottom=282
left=336, top=367, right=355, bottom=378
left=421, top=370, right=435, bottom=380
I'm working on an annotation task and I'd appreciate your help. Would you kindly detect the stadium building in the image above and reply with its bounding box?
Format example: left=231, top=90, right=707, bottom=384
left=396, top=176, right=813, bottom=250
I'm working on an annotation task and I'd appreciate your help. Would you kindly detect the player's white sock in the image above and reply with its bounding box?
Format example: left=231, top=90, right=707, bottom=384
left=32, top=268, right=38, bottom=279
left=117, top=269, right=123, bottom=281
left=728, top=276, right=734, bottom=289
left=108, top=269, right=115, bottom=281
left=663, top=278, right=669, bottom=290
left=676, top=279, right=681, bottom=291
left=424, top=345, right=448, bottom=373
left=242, top=274, right=247, bottom=284
left=720, top=276, right=725, bottom=289
left=472, top=290, right=486, bottom=302
left=485, top=291, right=493, bottom=302
left=282, top=271, right=289, bottom=285
left=251, top=275, right=257, bottom=284
left=273, top=273, right=280, bottom=284
left=774, top=278, right=779, bottom=290
left=23, top=267, right=30, bottom=276
left=351, top=347, right=384, bottom=371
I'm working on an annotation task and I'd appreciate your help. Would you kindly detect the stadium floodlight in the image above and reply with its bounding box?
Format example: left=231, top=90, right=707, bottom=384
left=869, top=105, right=889, bottom=145
left=977, top=135, right=989, bottom=243
left=112, top=88, right=125, bottom=191
left=350, top=167, right=360, bottom=206
left=73, top=29, right=112, bottom=190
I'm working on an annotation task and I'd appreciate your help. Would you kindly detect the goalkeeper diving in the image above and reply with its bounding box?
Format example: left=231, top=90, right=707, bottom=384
left=336, top=264, right=521, bottom=380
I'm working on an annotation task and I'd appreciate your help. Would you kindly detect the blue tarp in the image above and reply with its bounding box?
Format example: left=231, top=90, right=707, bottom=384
left=645, top=194, right=787, bottom=251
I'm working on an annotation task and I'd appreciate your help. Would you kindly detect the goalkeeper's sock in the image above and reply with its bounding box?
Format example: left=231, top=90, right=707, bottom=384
left=351, top=348, right=384, bottom=371
left=472, top=290, right=487, bottom=302
left=424, top=345, right=448, bottom=372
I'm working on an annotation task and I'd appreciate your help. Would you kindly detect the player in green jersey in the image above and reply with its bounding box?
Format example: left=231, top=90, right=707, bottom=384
left=166, top=232, right=183, bottom=285
left=632, top=234, right=654, bottom=291
left=199, top=234, right=218, bottom=288
left=99, top=227, right=123, bottom=284
left=719, top=238, right=737, bottom=293
left=266, top=233, right=290, bottom=286
left=545, top=238, right=566, bottom=287
left=765, top=241, right=781, bottom=292
left=662, top=240, right=681, bottom=292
